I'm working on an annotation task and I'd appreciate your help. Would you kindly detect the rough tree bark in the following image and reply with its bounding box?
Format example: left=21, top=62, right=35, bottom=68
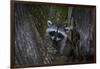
left=15, top=4, right=54, bottom=65
left=71, top=7, right=95, bottom=61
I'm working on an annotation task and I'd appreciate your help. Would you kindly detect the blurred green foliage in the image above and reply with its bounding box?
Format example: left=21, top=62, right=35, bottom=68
left=31, top=5, right=69, bottom=38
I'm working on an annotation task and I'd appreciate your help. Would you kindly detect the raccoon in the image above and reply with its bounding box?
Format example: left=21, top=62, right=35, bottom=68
left=45, top=20, right=74, bottom=56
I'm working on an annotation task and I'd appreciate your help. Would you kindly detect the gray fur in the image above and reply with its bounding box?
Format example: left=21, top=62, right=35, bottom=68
left=45, top=20, right=71, bottom=54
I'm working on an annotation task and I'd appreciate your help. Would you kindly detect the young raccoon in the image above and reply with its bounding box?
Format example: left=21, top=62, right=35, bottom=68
left=45, top=20, right=73, bottom=56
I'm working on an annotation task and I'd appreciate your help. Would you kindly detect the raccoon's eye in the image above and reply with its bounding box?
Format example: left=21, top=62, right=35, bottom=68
left=49, top=31, right=55, bottom=36
left=58, top=33, right=64, bottom=38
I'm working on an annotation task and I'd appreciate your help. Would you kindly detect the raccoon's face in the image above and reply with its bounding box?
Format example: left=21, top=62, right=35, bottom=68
left=46, top=20, right=71, bottom=43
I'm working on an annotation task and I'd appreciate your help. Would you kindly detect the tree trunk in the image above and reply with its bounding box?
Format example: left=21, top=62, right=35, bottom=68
left=15, top=4, right=54, bottom=66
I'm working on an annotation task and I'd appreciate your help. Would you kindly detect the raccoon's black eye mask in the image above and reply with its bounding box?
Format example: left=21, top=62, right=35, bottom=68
left=57, top=33, right=64, bottom=38
left=49, top=31, right=55, bottom=36
left=49, top=31, right=64, bottom=39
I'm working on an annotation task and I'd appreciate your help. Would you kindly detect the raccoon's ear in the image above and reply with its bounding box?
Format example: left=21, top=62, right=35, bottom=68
left=47, top=20, right=53, bottom=27
left=65, top=27, right=71, bottom=33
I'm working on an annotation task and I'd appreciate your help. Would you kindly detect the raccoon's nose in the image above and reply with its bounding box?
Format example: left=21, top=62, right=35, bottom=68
left=54, top=37, right=58, bottom=42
